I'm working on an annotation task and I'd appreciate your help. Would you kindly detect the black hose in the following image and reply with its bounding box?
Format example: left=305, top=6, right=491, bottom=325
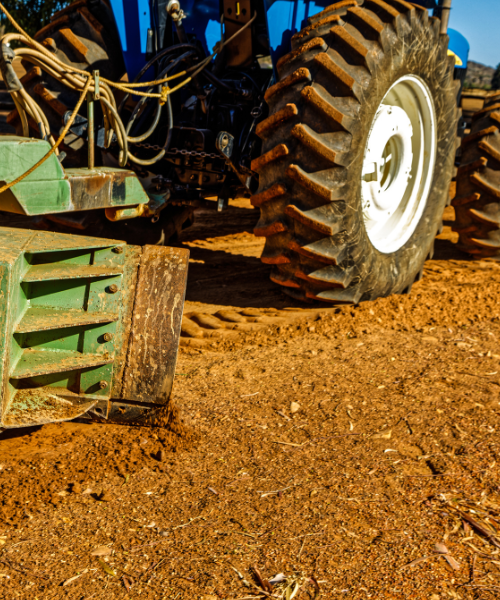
left=133, top=43, right=199, bottom=83
left=164, top=92, right=173, bottom=151
left=125, top=50, right=195, bottom=139
left=127, top=98, right=162, bottom=143
left=201, top=69, right=234, bottom=93
left=118, top=43, right=200, bottom=114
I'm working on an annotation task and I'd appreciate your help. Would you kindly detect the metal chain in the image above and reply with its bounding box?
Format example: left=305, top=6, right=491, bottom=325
left=134, top=142, right=220, bottom=159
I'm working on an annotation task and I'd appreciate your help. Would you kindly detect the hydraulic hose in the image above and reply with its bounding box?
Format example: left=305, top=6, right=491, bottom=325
left=125, top=50, right=195, bottom=143
left=0, top=0, right=257, bottom=175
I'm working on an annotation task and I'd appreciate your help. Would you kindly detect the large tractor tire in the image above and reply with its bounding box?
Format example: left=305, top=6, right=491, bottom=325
left=13, top=0, right=125, bottom=166
left=252, top=0, right=459, bottom=304
left=454, top=94, right=500, bottom=256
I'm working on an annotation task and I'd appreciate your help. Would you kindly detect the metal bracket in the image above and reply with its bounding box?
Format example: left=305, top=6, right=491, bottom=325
left=216, top=131, right=254, bottom=191
left=86, top=70, right=100, bottom=169
left=93, top=69, right=100, bottom=100
left=216, top=131, right=234, bottom=159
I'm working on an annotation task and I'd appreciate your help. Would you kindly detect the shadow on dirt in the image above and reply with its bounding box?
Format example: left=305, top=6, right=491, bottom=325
left=432, top=236, right=471, bottom=262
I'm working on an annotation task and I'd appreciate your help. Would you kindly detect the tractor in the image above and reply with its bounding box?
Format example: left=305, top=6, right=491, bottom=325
left=0, top=0, right=469, bottom=428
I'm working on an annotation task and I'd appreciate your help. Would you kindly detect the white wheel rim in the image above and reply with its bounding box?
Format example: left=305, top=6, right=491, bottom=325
left=361, top=75, right=437, bottom=254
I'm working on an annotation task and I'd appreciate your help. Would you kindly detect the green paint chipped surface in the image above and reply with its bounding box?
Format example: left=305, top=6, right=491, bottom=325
left=0, top=226, right=138, bottom=428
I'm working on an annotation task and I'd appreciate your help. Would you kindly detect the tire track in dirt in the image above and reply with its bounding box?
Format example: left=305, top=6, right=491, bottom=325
left=176, top=193, right=489, bottom=351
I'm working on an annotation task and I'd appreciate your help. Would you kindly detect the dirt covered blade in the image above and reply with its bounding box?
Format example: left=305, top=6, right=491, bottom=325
left=0, top=227, right=188, bottom=428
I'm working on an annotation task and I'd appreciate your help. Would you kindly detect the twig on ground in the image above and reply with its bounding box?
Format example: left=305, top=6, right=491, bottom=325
left=289, top=531, right=325, bottom=539
left=471, top=554, right=477, bottom=582
left=272, top=440, right=308, bottom=448
left=297, top=538, right=306, bottom=560
left=457, top=510, right=500, bottom=549
left=172, top=514, right=204, bottom=530
left=276, top=410, right=291, bottom=421
left=130, top=540, right=166, bottom=552
left=257, top=485, right=296, bottom=497
left=463, top=584, right=500, bottom=590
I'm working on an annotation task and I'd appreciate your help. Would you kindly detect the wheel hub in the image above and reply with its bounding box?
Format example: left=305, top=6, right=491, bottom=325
left=361, top=75, right=437, bottom=254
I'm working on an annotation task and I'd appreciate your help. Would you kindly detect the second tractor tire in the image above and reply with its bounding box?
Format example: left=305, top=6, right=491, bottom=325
left=454, top=94, right=500, bottom=256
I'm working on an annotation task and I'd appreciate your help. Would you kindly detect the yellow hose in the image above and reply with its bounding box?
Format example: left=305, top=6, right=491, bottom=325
left=0, top=0, right=257, bottom=191
left=0, top=76, right=92, bottom=195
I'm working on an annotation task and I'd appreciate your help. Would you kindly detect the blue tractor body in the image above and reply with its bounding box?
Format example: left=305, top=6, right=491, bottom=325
left=108, top=0, right=468, bottom=82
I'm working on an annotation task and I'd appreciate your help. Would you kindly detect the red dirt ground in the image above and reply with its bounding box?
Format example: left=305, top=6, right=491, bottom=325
left=1, top=199, right=500, bottom=600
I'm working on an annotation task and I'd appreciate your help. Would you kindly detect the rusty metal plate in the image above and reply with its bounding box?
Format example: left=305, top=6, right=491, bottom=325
left=120, top=245, right=189, bottom=405
left=66, top=167, right=149, bottom=211
left=223, top=0, right=253, bottom=66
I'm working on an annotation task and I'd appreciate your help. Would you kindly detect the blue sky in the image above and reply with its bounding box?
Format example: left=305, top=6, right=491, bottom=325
left=450, top=0, right=500, bottom=67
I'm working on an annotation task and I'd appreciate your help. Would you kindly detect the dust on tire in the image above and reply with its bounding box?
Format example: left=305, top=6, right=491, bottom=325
left=252, top=0, right=459, bottom=304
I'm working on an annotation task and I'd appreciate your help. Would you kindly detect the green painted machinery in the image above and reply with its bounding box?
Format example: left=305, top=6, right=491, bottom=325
left=0, top=137, right=189, bottom=429
left=0, top=136, right=150, bottom=218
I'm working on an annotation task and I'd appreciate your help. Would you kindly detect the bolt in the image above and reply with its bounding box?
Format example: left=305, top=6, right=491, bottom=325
left=99, top=380, right=108, bottom=389
left=108, top=284, right=119, bottom=293
left=103, top=332, right=113, bottom=342
left=221, top=134, right=229, bottom=150
left=167, top=0, right=180, bottom=14
left=113, top=246, right=123, bottom=254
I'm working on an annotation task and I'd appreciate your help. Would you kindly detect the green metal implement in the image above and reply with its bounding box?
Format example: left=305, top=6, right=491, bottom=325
left=0, top=227, right=189, bottom=428
left=0, top=136, right=149, bottom=216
